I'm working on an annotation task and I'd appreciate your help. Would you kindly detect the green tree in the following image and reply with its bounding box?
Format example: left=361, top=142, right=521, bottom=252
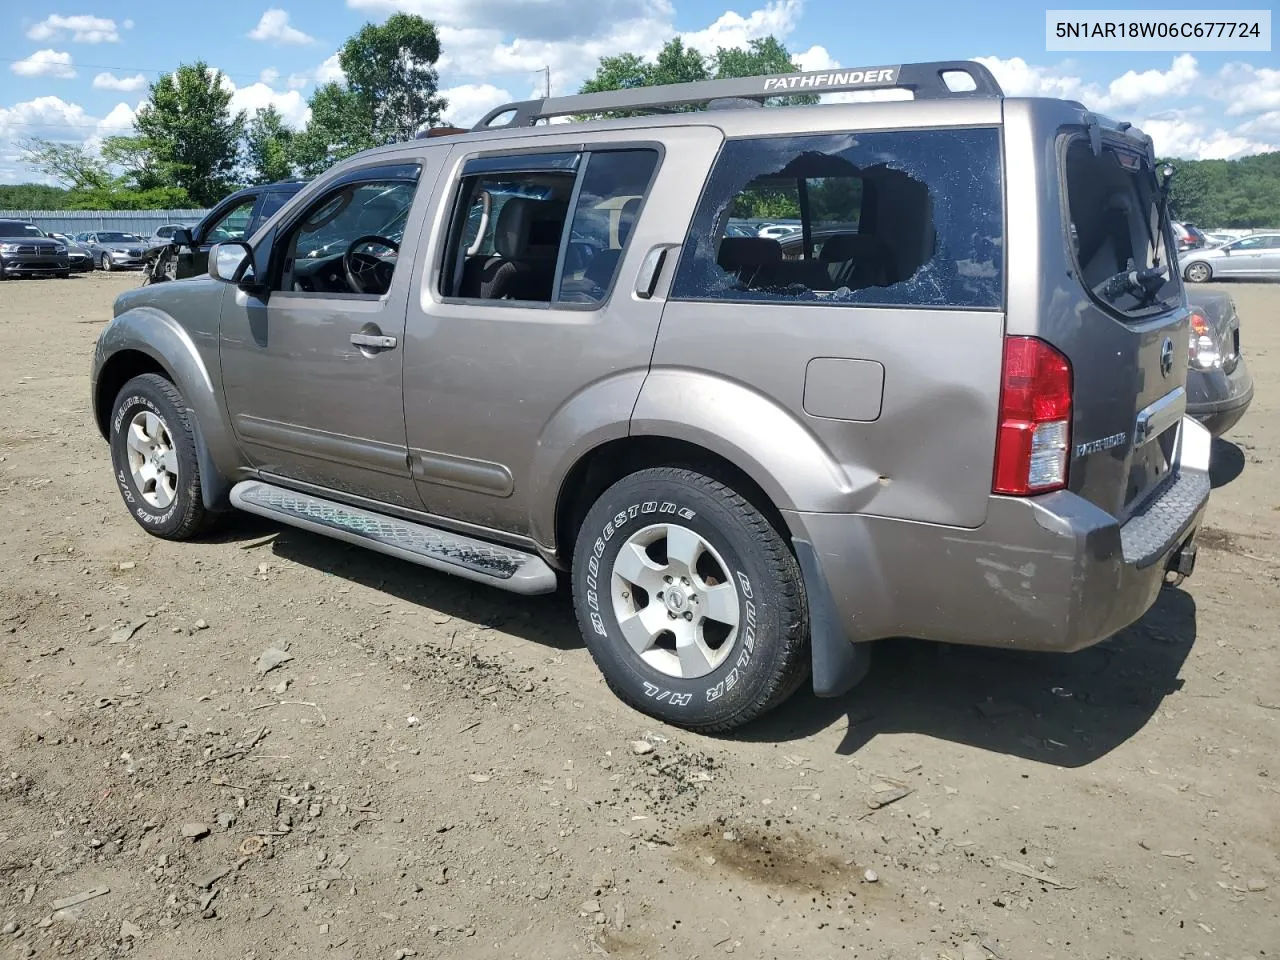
left=17, top=138, right=112, bottom=191
left=134, top=61, right=246, bottom=206
left=294, top=83, right=374, bottom=176
left=1161, top=152, right=1280, bottom=228
left=244, top=106, right=297, bottom=184
left=0, top=183, right=74, bottom=209
left=296, top=12, right=448, bottom=171
left=578, top=35, right=814, bottom=119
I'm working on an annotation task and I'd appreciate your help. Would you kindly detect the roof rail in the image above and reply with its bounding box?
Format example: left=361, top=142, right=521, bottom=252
left=472, top=60, right=1002, bottom=130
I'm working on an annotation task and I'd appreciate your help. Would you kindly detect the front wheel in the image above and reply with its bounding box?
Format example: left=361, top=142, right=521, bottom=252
left=1184, top=261, right=1212, bottom=283
left=101, top=253, right=113, bottom=272
left=571, top=468, right=810, bottom=732
left=108, top=374, right=211, bottom=540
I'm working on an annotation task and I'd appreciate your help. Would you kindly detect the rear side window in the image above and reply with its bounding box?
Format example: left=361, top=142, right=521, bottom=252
left=670, top=128, right=1004, bottom=309
left=439, top=148, right=659, bottom=306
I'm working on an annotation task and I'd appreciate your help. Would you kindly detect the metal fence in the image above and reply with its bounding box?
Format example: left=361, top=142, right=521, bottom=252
left=0, top=209, right=210, bottom=237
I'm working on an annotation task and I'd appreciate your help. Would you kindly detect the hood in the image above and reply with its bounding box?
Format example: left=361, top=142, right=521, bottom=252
left=101, top=241, right=144, bottom=253
left=1, top=236, right=61, bottom=249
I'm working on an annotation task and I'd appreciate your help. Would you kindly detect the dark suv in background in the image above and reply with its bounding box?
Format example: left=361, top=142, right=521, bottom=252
left=0, top=219, right=70, bottom=279
left=145, top=180, right=308, bottom=282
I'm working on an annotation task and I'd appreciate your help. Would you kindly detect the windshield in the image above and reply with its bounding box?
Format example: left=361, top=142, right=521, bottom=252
left=97, top=232, right=139, bottom=243
left=1063, top=136, right=1180, bottom=318
left=0, top=222, right=44, bottom=238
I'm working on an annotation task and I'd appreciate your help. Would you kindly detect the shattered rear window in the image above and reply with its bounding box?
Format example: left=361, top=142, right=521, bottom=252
left=670, top=127, right=1004, bottom=309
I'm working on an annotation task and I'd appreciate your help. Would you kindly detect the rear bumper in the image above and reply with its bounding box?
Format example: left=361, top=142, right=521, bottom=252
left=1187, top=357, right=1253, bottom=438
left=787, top=415, right=1211, bottom=654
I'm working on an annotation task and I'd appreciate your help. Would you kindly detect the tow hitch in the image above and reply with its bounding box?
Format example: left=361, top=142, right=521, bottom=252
left=1164, top=536, right=1198, bottom=587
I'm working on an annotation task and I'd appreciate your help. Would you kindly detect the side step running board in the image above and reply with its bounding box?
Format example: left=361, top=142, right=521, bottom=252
left=229, top=480, right=558, bottom=595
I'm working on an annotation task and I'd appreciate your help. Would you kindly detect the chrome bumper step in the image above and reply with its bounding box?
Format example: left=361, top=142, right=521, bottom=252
left=229, top=480, right=557, bottom=595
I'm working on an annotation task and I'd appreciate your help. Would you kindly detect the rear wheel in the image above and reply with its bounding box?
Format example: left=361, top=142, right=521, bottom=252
left=571, top=467, right=810, bottom=732
left=1184, top=261, right=1212, bottom=283
left=108, top=374, right=211, bottom=540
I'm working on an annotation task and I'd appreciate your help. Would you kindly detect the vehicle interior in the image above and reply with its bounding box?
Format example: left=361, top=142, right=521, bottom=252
left=444, top=173, right=576, bottom=302
left=282, top=181, right=417, bottom=297
left=709, top=155, right=935, bottom=295
left=1064, top=137, right=1179, bottom=315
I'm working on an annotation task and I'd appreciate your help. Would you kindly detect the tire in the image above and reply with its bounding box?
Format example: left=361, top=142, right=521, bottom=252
left=1185, top=261, right=1212, bottom=283
left=108, top=374, right=211, bottom=540
left=101, top=253, right=113, bottom=272
left=57, top=270, right=71, bottom=279
left=571, top=467, right=810, bottom=732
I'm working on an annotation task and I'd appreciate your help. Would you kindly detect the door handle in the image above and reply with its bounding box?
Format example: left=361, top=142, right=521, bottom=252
left=350, top=333, right=398, bottom=349
left=635, top=244, right=677, bottom=300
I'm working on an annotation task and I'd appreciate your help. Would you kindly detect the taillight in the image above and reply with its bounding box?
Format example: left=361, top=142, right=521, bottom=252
left=993, top=336, right=1073, bottom=496
left=1188, top=311, right=1219, bottom=370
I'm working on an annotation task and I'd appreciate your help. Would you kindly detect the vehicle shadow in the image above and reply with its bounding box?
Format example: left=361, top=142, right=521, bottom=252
left=238, top=521, right=585, bottom=652
left=209, top=518, right=1197, bottom=765
left=735, top=586, right=1197, bottom=767
left=1209, top=438, right=1245, bottom=489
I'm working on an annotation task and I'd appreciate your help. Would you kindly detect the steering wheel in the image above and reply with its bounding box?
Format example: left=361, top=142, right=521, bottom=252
left=343, top=235, right=400, bottom=295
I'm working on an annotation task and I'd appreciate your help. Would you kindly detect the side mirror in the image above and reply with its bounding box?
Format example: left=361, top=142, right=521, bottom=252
left=172, top=227, right=193, bottom=247
left=209, top=241, right=255, bottom=284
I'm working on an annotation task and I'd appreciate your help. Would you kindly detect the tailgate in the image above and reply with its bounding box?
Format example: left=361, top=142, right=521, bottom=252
left=1058, top=130, right=1190, bottom=520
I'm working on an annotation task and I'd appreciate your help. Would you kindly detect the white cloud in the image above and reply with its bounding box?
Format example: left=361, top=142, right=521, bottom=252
left=349, top=0, right=672, bottom=44
left=679, top=0, right=801, bottom=55
left=1214, top=62, right=1280, bottom=116
left=11, top=50, right=77, bottom=80
left=1235, top=110, right=1280, bottom=138
left=27, top=14, right=124, bottom=44
left=973, top=55, right=1098, bottom=103
left=248, top=8, right=316, bottom=45
left=96, top=102, right=139, bottom=136
left=228, top=81, right=312, bottom=129
left=1100, top=54, right=1198, bottom=111
left=793, top=44, right=837, bottom=73
left=289, top=52, right=344, bottom=90
left=439, top=83, right=512, bottom=125
left=261, top=67, right=281, bottom=85
left=0, top=96, right=96, bottom=140
left=93, top=72, right=147, bottom=92
left=1139, top=111, right=1277, bottom=160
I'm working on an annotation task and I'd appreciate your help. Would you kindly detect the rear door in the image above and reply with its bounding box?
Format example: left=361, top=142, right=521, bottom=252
left=402, top=126, right=723, bottom=539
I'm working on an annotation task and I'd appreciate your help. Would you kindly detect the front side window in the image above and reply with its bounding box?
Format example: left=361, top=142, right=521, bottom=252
left=203, top=199, right=257, bottom=244
left=439, top=147, right=660, bottom=306
left=278, top=174, right=420, bottom=297
left=671, top=128, right=1004, bottom=309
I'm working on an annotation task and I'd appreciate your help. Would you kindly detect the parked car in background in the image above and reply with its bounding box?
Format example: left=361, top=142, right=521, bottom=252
left=1180, top=231, right=1280, bottom=282
left=1202, top=232, right=1237, bottom=246
left=1185, top=291, right=1253, bottom=438
left=1172, top=222, right=1209, bottom=252
left=148, top=224, right=190, bottom=247
left=757, top=222, right=801, bottom=240
left=48, top=232, right=96, bottom=272
left=0, top=219, right=70, bottom=279
left=83, top=231, right=149, bottom=271
left=146, top=180, right=308, bottom=283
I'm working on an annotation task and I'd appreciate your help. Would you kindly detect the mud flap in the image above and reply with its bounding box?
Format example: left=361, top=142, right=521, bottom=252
left=190, top=413, right=232, bottom=512
left=793, top=538, right=871, bottom=697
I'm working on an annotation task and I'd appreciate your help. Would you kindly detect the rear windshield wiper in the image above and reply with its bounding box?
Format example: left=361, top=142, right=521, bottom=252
left=1095, top=260, right=1170, bottom=305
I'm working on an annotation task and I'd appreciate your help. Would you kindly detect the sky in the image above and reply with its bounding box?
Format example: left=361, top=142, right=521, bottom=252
left=1, top=0, right=1277, bottom=185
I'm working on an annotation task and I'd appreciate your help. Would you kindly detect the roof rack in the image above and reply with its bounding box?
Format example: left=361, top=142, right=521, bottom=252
left=472, top=60, right=1003, bottom=130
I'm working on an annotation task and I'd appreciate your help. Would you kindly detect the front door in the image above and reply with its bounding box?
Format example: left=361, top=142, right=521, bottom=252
left=219, top=158, right=439, bottom=509
left=402, top=127, right=724, bottom=541
left=1215, top=235, right=1271, bottom=277
left=178, top=194, right=260, bottom=280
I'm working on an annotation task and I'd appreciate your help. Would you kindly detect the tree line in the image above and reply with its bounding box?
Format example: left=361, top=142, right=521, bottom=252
left=1162, top=151, right=1280, bottom=229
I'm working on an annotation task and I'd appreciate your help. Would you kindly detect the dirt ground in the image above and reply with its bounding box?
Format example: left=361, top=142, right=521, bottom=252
left=0, top=271, right=1276, bottom=960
